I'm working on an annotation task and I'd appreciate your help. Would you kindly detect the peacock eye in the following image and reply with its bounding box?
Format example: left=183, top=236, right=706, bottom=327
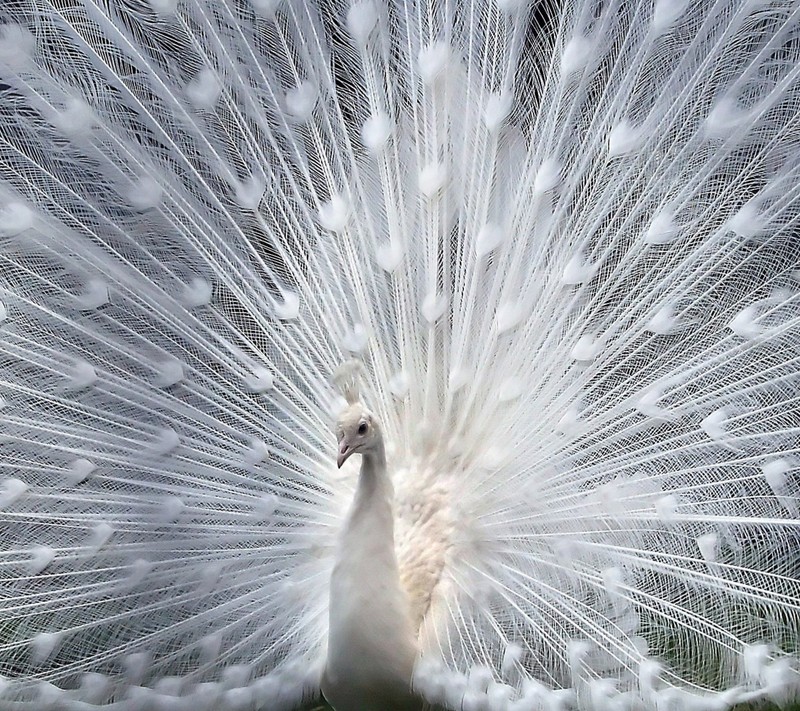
left=358, top=422, right=368, bottom=435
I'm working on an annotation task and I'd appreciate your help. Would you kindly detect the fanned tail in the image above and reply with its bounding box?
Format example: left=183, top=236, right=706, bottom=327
left=0, top=1, right=798, bottom=710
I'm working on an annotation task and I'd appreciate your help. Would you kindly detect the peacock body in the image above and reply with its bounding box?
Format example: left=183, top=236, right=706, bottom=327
left=0, top=0, right=799, bottom=709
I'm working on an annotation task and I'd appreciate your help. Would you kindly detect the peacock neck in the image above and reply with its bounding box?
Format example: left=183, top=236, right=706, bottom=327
left=351, top=441, right=391, bottom=512
left=339, top=438, right=398, bottom=573
left=324, top=435, right=419, bottom=709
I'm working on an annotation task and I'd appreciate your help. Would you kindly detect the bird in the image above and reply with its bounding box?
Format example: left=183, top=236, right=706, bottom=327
left=321, top=367, right=420, bottom=711
left=0, top=0, right=799, bottom=710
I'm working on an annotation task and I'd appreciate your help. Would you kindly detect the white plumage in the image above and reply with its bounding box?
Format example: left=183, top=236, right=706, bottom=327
left=0, top=1, right=799, bottom=710
left=323, top=393, right=420, bottom=710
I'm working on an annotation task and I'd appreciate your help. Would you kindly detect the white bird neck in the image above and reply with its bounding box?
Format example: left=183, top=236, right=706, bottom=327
left=351, top=441, right=390, bottom=511
left=324, top=435, right=419, bottom=710
left=337, top=438, right=399, bottom=585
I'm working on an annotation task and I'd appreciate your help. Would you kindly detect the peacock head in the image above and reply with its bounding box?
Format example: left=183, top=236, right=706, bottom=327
left=335, top=404, right=381, bottom=468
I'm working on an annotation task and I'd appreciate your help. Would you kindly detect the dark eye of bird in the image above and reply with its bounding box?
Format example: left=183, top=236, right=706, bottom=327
left=358, top=422, right=367, bottom=435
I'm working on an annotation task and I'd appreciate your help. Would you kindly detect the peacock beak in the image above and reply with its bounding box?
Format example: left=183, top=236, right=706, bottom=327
left=337, top=440, right=353, bottom=469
